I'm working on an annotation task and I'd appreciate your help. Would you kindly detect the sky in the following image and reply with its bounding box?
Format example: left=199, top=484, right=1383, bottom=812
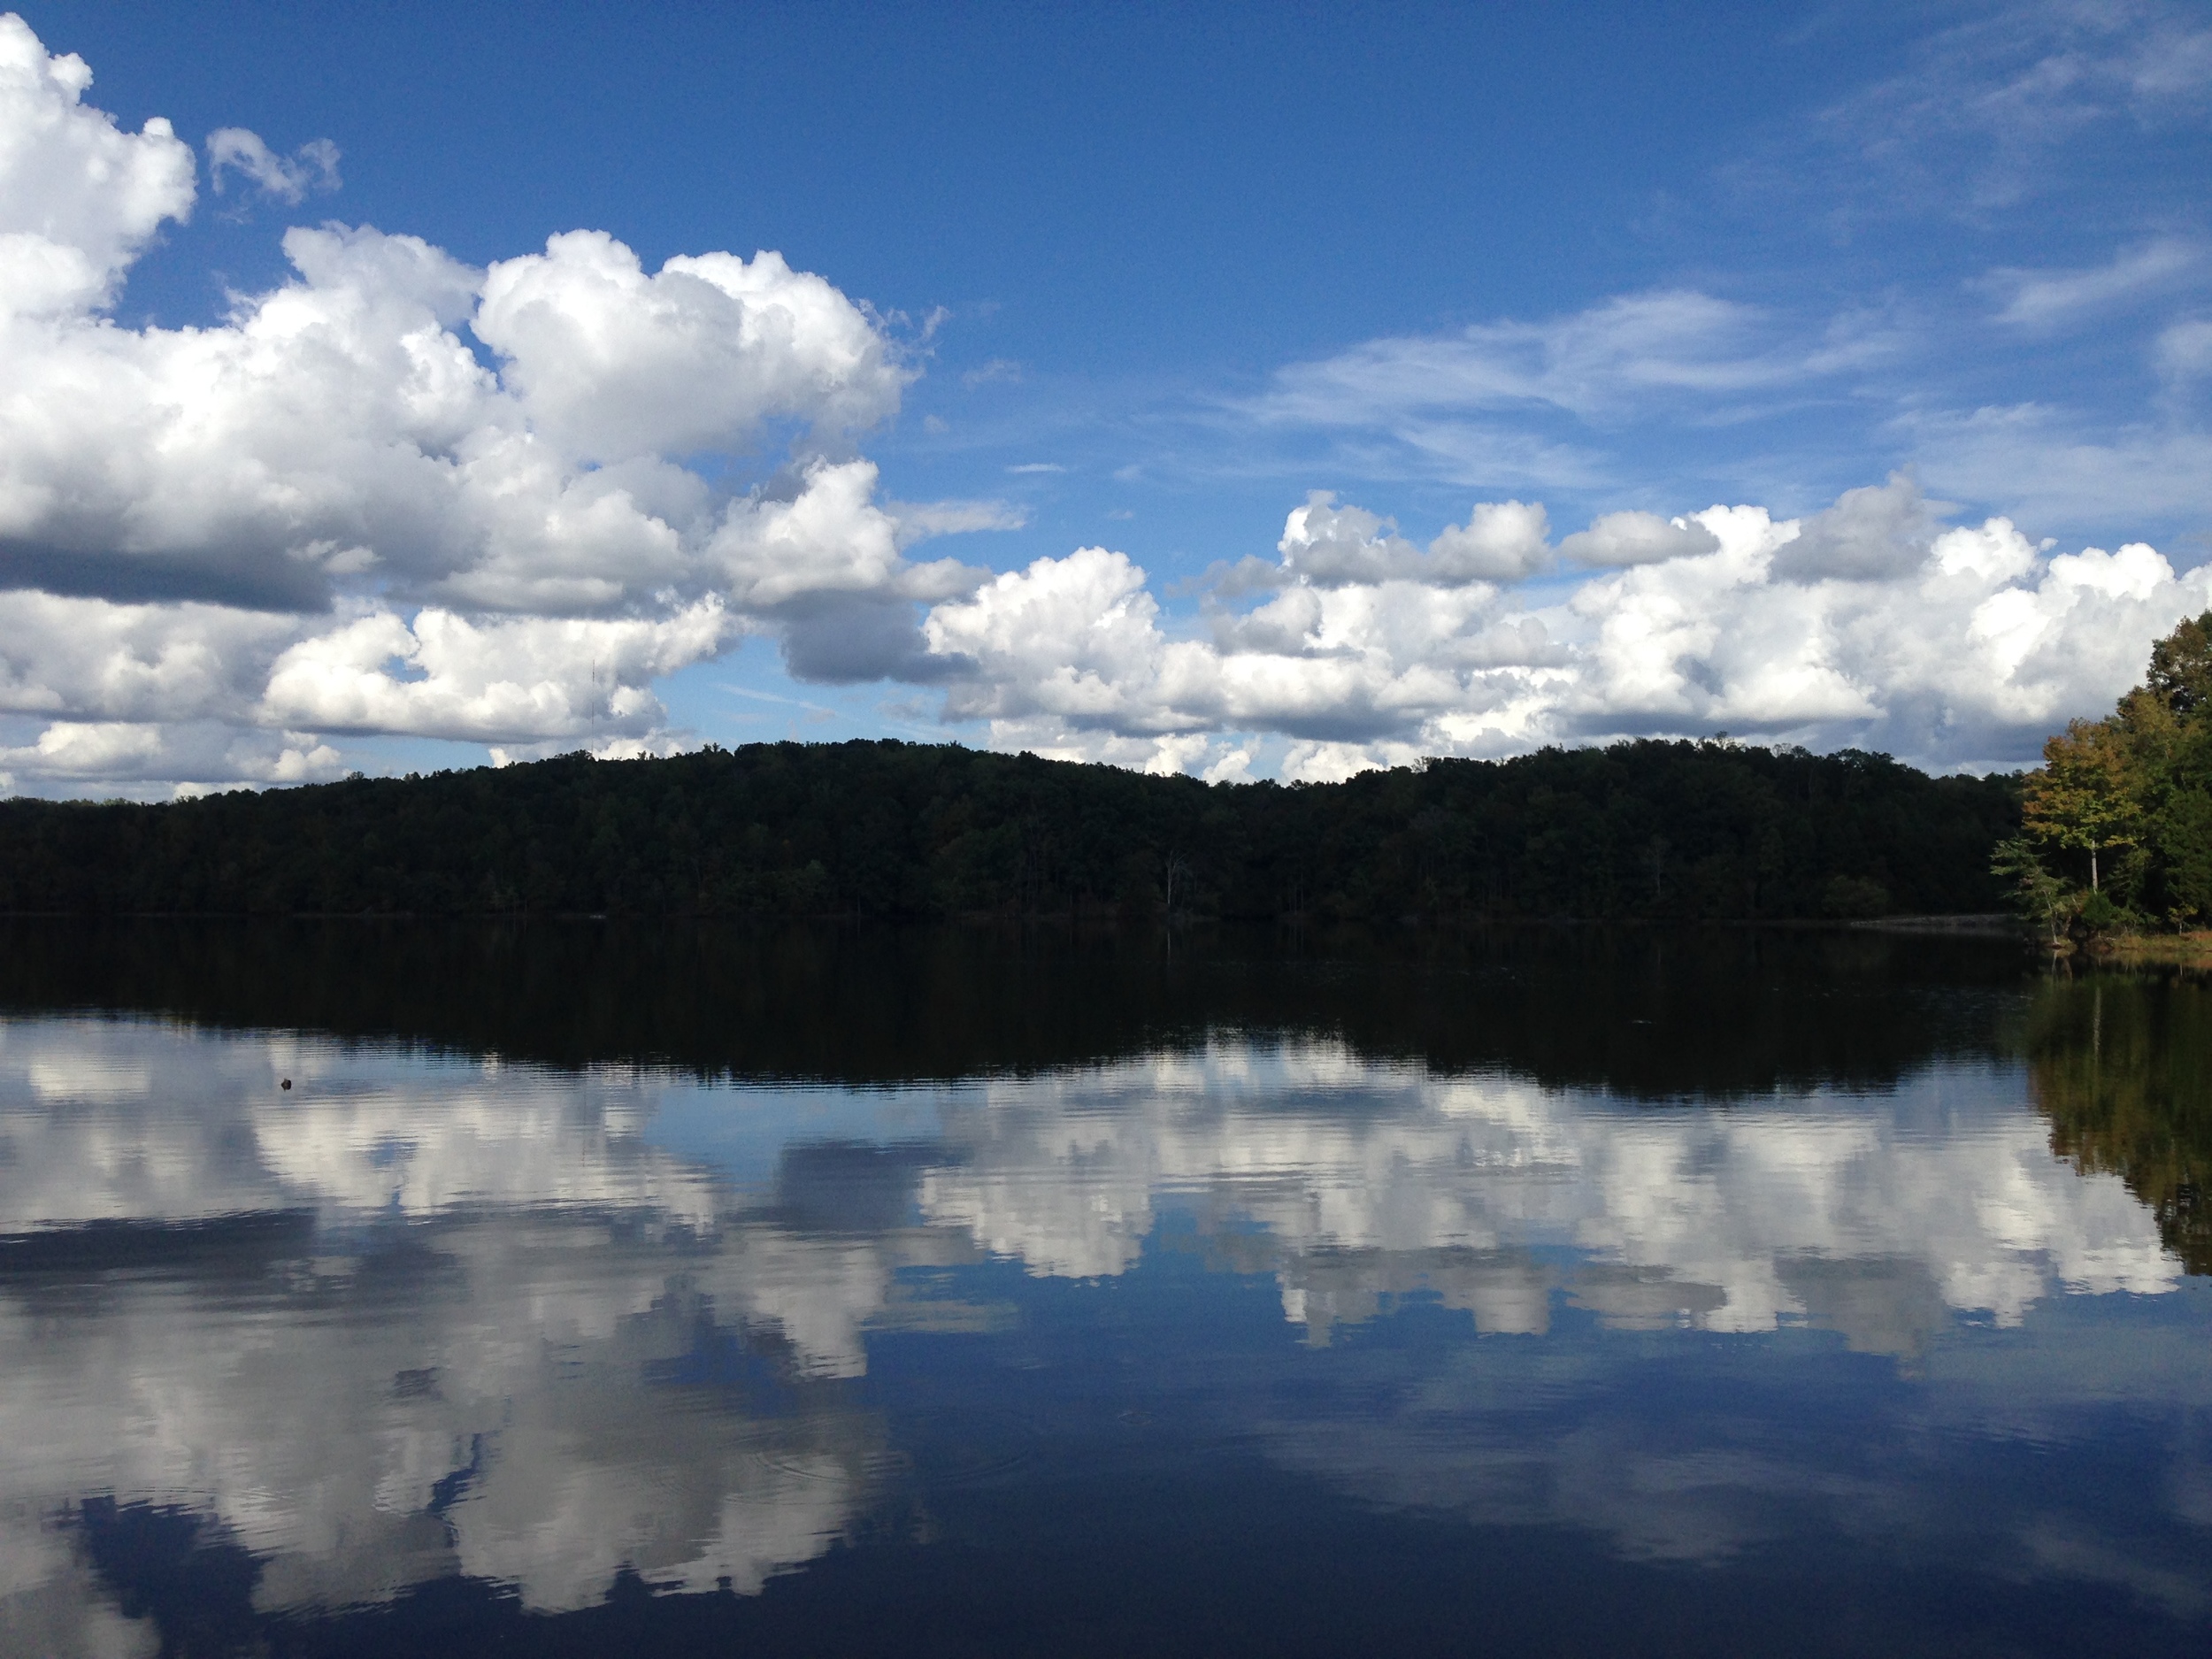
left=2, top=0, right=2210, bottom=796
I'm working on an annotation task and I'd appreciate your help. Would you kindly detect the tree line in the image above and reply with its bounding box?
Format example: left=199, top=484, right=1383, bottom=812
left=0, top=736, right=2017, bottom=919
left=1998, top=611, right=2212, bottom=938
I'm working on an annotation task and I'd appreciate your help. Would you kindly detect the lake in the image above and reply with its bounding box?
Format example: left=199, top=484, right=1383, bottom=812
left=1, top=921, right=2207, bottom=1656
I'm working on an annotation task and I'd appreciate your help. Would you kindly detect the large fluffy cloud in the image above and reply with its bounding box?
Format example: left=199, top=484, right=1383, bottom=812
left=0, top=15, right=194, bottom=311
left=922, top=474, right=2212, bottom=780
left=0, top=14, right=1007, bottom=793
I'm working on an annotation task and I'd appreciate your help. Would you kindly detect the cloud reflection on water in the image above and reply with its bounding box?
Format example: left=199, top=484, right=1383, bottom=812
left=0, top=1011, right=2200, bottom=1648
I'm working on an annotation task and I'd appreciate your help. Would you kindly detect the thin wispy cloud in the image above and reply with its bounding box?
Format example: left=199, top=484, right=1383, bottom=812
left=1200, top=289, right=1904, bottom=497
left=2154, top=318, right=2212, bottom=383
left=1807, top=0, right=2212, bottom=216
left=205, top=127, right=341, bottom=204
left=1981, top=238, right=2208, bottom=328
left=961, top=357, right=1023, bottom=388
left=1247, top=292, right=1816, bottom=427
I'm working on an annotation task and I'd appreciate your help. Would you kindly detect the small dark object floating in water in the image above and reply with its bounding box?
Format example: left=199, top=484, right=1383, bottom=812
left=280, top=1079, right=292, bottom=1090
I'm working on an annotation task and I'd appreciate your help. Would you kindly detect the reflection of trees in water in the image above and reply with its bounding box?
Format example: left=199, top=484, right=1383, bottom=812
left=2031, top=972, right=2212, bottom=1273
left=0, top=918, right=2027, bottom=1100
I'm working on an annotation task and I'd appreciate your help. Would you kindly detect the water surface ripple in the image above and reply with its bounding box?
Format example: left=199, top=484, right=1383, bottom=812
left=0, top=924, right=2205, bottom=1656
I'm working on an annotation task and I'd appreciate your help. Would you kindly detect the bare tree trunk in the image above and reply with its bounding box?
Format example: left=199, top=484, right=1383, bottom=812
left=1164, top=850, right=1190, bottom=920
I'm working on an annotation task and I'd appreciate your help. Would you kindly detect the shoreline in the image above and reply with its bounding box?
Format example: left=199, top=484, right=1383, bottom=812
left=1847, top=913, right=2024, bottom=937
left=2085, top=931, right=2212, bottom=967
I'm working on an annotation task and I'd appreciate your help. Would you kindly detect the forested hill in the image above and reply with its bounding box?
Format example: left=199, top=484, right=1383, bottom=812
left=0, top=739, right=2019, bottom=921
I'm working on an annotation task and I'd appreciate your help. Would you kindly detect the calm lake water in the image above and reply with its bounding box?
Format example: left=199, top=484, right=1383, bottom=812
left=1, top=922, right=2208, bottom=1657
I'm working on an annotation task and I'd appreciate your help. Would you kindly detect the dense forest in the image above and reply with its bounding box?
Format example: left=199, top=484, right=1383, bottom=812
left=2001, top=611, right=2212, bottom=936
left=0, top=737, right=2016, bottom=920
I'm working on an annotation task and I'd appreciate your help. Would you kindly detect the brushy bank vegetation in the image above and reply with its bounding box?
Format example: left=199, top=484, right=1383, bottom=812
left=0, top=738, right=2016, bottom=920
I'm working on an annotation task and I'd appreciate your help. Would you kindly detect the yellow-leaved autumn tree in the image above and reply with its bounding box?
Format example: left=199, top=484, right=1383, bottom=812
left=2021, top=718, right=2139, bottom=892
left=2001, top=611, right=2212, bottom=933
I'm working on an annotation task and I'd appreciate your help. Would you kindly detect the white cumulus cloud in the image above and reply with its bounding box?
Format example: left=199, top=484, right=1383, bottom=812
left=915, top=474, right=2212, bottom=780
left=1559, top=510, right=1720, bottom=569
left=0, top=13, right=1010, bottom=794
left=0, top=12, right=194, bottom=311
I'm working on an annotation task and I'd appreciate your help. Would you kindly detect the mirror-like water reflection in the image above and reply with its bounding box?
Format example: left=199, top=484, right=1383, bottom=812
left=0, top=924, right=2207, bottom=1656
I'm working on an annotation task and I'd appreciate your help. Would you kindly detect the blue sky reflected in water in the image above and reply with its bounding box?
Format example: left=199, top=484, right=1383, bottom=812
left=0, top=1004, right=2208, bottom=1655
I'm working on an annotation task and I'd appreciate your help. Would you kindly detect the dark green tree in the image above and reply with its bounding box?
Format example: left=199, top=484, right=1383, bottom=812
left=2006, top=612, right=2212, bottom=932
left=0, top=737, right=2017, bottom=922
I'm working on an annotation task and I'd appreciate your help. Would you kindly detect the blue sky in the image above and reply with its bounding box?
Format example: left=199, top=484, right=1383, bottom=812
left=3, top=2, right=2210, bottom=790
